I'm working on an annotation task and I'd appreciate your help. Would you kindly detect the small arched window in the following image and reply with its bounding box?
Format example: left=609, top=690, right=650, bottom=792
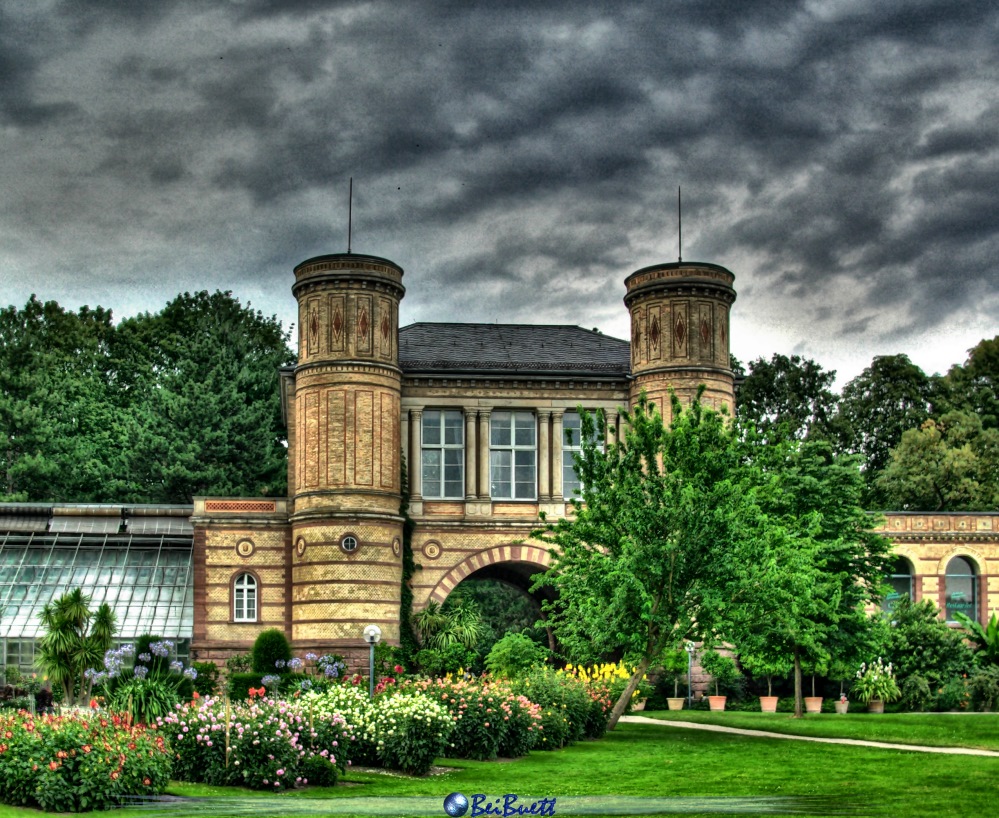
left=883, top=557, right=914, bottom=612
left=945, top=557, right=976, bottom=623
left=233, top=573, right=258, bottom=623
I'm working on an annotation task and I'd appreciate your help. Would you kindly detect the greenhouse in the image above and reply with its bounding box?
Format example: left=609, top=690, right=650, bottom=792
left=0, top=504, right=194, bottom=676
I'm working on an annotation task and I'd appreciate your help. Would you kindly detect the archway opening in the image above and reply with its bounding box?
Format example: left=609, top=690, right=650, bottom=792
left=883, top=556, right=914, bottom=612
left=945, top=556, right=977, bottom=623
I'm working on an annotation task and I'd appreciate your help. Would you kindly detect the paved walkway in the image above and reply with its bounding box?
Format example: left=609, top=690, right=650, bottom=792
left=620, top=714, right=999, bottom=757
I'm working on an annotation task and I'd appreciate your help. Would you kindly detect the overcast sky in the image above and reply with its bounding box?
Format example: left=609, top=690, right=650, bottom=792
left=2, top=0, right=996, bottom=385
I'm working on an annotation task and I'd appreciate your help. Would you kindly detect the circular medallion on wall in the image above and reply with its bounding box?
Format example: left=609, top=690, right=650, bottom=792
left=422, top=541, right=442, bottom=560
left=392, top=537, right=401, bottom=557
left=295, top=536, right=307, bottom=557
left=235, top=538, right=255, bottom=558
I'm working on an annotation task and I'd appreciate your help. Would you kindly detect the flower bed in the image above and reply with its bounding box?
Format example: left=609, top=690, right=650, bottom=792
left=157, top=693, right=352, bottom=790
left=0, top=710, right=170, bottom=812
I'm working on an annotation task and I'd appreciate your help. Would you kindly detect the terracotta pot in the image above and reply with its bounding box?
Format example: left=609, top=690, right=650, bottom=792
left=759, top=696, right=779, bottom=713
left=867, top=699, right=885, bottom=714
left=667, top=697, right=686, bottom=711
left=835, top=700, right=849, bottom=714
left=804, top=696, right=823, bottom=714
left=631, top=698, right=648, bottom=712
left=708, top=695, right=727, bottom=711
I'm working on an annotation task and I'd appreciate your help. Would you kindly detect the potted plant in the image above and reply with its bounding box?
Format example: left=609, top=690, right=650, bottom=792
left=740, top=652, right=791, bottom=713
left=661, top=648, right=688, bottom=711
left=700, top=650, right=739, bottom=711
left=828, top=657, right=854, bottom=714
left=853, top=657, right=901, bottom=713
left=835, top=693, right=849, bottom=714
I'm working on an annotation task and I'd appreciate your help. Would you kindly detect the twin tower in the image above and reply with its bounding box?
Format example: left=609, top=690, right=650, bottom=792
left=192, top=251, right=735, bottom=666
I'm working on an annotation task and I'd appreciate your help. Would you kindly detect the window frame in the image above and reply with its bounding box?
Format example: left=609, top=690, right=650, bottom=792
left=421, top=409, right=465, bottom=500
left=561, top=410, right=603, bottom=499
left=882, top=556, right=914, bottom=612
left=944, top=556, right=977, bottom=624
left=489, top=410, right=537, bottom=500
left=232, top=572, right=258, bottom=623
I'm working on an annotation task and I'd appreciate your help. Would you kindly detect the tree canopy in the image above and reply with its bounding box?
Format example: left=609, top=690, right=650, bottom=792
left=0, top=292, right=294, bottom=503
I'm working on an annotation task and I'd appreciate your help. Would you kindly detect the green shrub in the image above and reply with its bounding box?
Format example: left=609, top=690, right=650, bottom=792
left=226, top=653, right=252, bottom=673
left=0, top=697, right=33, bottom=712
left=900, top=674, right=933, bottom=711
left=967, top=667, right=999, bottom=711
left=104, top=677, right=180, bottom=724
left=700, top=651, right=741, bottom=697
left=509, top=667, right=590, bottom=749
left=190, top=661, right=220, bottom=697
left=496, top=693, right=542, bottom=757
left=252, top=629, right=292, bottom=673
left=414, top=644, right=478, bottom=677
left=934, top=676, right=970, bottom=711
left=0, top=710, right=170, bottom=811
left=485, top=633, right=549, bottom=678
left=371, top=692, right=453, bottom=775
left=228, top=671, right=267, bottom=700
left=876, top=599, right=975, bottom=690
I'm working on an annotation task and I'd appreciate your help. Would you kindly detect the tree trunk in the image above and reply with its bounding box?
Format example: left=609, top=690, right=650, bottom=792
left=607, top=655, right=652, bottom=730
left=793, top=648, right=803, bottom=719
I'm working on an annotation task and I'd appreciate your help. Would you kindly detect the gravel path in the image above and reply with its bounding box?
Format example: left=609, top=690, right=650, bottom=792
left=620, top=714, right=999, bottom=757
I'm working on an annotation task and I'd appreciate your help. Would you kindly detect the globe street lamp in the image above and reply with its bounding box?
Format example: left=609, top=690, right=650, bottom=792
left=685, top=641, right=697, bottom=710
left=363, top=625, right=382, bottom=698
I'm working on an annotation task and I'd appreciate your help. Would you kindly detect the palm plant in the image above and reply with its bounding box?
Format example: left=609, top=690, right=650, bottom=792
left=35, top=589, right=117, bottom=706
left=955, top=612, right=999, bottom=666
left=411, top=598, right=483, bottom=650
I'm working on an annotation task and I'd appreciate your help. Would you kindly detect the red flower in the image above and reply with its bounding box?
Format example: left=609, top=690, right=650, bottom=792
left=82, top=744, right=92, bottom=754
left=90, top=699, right=98, bottom=709
left=49, top=761, right=59, bottom=771
left=394, top=665, right=404, bottom=674
left=110, top=771, right=119, bottom=780
left=112, top=715, right=121, bottom=726
left=143, top=777, right=152, bottom=786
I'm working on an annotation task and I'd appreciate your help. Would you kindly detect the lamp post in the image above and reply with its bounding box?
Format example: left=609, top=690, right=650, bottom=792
left=363, top=625, right=382, bottom=698
left=685, top=641, right=697, bottom=710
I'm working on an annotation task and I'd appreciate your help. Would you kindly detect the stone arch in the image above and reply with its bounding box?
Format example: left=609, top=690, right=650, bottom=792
left=423, top=544, right=553, bottom=607
left=934, top=547, right=986, bottom=576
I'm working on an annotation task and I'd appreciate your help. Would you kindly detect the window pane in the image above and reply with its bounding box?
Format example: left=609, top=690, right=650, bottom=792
left=491, top=413, right=511, bottom=446
left=514, top=413, right=535, bottom=446
left=444, top=411, right=464, bottom=445
left=422, top=411, right=441, bottom=445
left=422, top=449, right=441, bottom=497
left=563, top=412, right=581, bottom=447
left=491, top=450, right=511, bottom=498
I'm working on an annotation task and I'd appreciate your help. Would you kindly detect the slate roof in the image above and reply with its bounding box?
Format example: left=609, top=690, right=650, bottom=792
left=399, top=323, right=631, bottom=377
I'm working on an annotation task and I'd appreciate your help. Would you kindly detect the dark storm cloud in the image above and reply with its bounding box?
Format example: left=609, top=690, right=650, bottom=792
left=1, top=0, right=996, bottom=383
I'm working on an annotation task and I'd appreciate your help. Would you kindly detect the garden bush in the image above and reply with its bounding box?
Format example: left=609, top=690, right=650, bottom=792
left=0, top=710, right=170, bottom=811
left=369, top=692, right=452, bottom=776
left=509, top=667, right=590, bottom=749
left=967, top=666, right=999, bottom=711
left=228, top=672, right=267, bottom=701
left=484, top=633, right=549, bottom=678
left=157, top=693, right=352, bottom=790
left=251, top=629, right=292, bottom=674
left=191, top=661, right=220, bottom=698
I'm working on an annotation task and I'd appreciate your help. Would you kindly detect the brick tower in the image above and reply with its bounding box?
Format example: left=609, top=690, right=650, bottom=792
left=624, top=261, right=737, bottom=419
left=288, top=253, right=405, bottom=663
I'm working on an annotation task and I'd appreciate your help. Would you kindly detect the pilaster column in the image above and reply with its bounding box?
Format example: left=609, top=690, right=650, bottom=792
left=478, top=409, right=491, bottom=499
left=464, top=408, right=478, bottom=500
left=538, top=410, right=552, bottom=501
left=410, top=409, right=423, bottom=500
left=551, top=410, right=564, bottom=501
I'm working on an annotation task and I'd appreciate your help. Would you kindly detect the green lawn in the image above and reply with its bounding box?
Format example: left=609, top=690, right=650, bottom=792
left=638, top=709, right=999, bottom=751
left=0, top=717, right=994, bottom=818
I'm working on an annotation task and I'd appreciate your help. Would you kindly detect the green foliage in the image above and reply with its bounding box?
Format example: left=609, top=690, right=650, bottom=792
left=228, top=671, right=267, bottom=700
left=485, top=633, right=549, bottom=678
left=104, top=676, right=179, bottom=723
left=936, top=336, right=999, bottom=430
left=736, top=353, right=841, bottom=441
left=252, top=628, right=292, bottom=673
left=535, top=391, right=758, bottom=727
left=0, top=710, right=170, bottom=810
left=878, top=412, right=999, bottom=511
left=454, top=579, right=546, bottom=659
left=412, top=599, right=483, bottom=651
left=34, top=588, right=117, bottom=707
left=853, top=657, right=902, bottom=704
left=835, top=353, right=932, bottom=505
left=225, top=653, right=252, bottom=673
left=966, top=666, right=999, bottom=711
left=700, top=651, right=740, bottom=697
left=191, top=661, right=220, bottom=697
left=739, top=651, right=793, bottom=698
left=900, top=674, right=933, bottom=711
left=508, top=667, right=591, bottom=750
left=874, top=598, right=975, bottom=689
left=954, top=611, right=999, bottom=666
left=413, top=644, right=478, bottom=677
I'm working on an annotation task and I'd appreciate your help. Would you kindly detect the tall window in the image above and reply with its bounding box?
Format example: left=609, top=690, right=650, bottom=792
left=562, top=411, right=602, bottom=498
left=233, top=573, right=257, bottom=622
left=490, top=411, right=536, bottom=499
left=945, top=557, right=977, bottom=623
left=422, top=410, right=465, bottom=499
left=883, top=557, right=914, bottom=612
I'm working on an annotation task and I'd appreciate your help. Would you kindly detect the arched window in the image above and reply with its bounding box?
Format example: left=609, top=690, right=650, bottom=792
left=883, top=557, right=914, bottom=612
left=233, top=573, right=258, bottom=623
left=945, top=557, right=977, bottom=623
